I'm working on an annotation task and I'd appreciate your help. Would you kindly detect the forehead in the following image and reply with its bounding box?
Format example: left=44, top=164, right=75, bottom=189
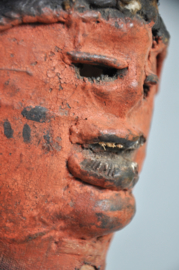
left=69, top=16, right=151, bottom=55
left=0, top=15, right=151, bottom=61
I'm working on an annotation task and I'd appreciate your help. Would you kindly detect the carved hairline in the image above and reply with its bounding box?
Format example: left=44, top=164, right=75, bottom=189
left=0, top=0, right=169, bottom=43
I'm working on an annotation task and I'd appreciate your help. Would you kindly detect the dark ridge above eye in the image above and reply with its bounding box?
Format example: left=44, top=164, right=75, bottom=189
left=67, top=51, right=128, bottom=69
left=68, top=51, right=128, bottom=82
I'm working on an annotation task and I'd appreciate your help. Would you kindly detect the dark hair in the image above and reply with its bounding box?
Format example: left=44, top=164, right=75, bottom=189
left=0, top=0, right=169, bottom=43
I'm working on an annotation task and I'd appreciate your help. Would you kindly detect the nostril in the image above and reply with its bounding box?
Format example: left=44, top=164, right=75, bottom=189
left=143, top=84, right=150, bottom=98
left=73, top=63, right=128, bottom=83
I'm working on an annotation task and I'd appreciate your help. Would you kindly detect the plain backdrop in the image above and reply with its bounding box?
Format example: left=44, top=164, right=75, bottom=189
left=107, top=1, right=179, bottom=270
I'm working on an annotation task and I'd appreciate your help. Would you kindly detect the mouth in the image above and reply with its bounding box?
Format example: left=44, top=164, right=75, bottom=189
left=67, top=134, right=145, bottom=191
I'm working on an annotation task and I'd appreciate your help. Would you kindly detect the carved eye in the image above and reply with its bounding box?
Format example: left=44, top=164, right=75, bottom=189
left=67, top=51, right=128, bottom=83
left=73, top=63, right=128, bottom=83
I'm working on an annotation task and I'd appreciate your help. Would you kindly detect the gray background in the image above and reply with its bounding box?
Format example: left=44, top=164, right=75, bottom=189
left=107, top=1, right=179, bottom=269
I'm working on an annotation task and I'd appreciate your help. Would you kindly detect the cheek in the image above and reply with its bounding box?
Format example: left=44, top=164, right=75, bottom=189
left=0, top=139, right=135, bottom=242
left=0, top=114, right=71, bottom=242
left=129, top=85, right=156, bottom=136
left=0, top=106, right=73, bottom=181
left=0, top=104, right=73, bottom=210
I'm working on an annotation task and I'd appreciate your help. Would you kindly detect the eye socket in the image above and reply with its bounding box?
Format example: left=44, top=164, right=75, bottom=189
left=73, top=63, right=128, bottom=83
left=67, top=51, right=128, bottom=83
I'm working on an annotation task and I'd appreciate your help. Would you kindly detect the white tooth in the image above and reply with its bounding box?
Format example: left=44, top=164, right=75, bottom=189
left=124, top=1, right=141, bottom=13
left=106, top=143, right=116, bottom=148
left=104, top=163, right=109, bottom=172
left=97, top=162, right=102, bottom=171
left=99, top=142, right=106, bottom=150
left=117, top=144, right=124, bottom=148
left=131, top=162, right=137, bottom=171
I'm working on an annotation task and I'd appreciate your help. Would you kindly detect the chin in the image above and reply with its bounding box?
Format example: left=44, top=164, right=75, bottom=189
left=50, top=174, right=136, bottom=239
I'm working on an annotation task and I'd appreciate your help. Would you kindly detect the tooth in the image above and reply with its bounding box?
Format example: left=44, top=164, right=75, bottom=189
left=104, top=163, right=108, bottom=172
left=98, top=163, right=105, bottom=173
left=117, top=144, right=124, bottom=148
left=88, top=160, right=96, bottom=170
left=97, top=162, right=103, bottom=172
left=106, top=143, right=116, bottom=148
left=93, top=161, right=101, bottom=170
left=112, top=168, right=121, bottom=177
left=99, top=142, right=106, bottom=150
left=107, top=164, right=113, bottom=177
left=131, top=162, right=138, bottom=171
left=84, top=160, right=94, bottom=169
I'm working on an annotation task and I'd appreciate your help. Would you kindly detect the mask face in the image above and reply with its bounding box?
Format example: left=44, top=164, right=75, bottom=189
left=0, top=10, right=166, bottom=243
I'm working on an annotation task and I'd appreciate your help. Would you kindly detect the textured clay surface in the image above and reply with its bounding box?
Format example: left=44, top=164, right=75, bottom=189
left=0, top=4, right=168, bottom=270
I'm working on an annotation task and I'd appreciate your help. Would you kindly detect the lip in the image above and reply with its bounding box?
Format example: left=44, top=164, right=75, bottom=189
left=86, top=133, right=146, bottom=149
left=68, top=127, right=145, bottom=191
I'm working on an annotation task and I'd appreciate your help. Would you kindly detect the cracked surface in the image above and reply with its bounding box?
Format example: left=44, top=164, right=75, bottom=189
left=0, top=3, right=169, bottom=270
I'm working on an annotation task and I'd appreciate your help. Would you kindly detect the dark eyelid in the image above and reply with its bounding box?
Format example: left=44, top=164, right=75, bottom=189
left=67, top=51, right=128, bottom=69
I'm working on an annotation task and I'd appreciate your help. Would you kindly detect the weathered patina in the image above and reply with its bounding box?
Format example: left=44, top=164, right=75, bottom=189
left=0, top=0, right=169, bottom=269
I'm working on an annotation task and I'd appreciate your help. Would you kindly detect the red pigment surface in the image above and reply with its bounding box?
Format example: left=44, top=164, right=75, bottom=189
left=0, top=12, right=167, bottom=270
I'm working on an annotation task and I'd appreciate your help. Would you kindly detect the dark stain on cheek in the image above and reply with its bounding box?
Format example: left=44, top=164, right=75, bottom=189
left=3, top=120, right=13, bottom=138
left=21, top=106, right=47, bottom=123
left=44, top=132, right=51, bottom=145
left=23, top=124, right=31, bottom=143
left=42, top=131, right=61, bottom=152
left=43, top=131, right=52, bottom=151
